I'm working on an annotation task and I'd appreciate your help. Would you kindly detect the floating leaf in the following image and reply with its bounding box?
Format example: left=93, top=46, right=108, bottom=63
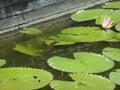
left=71, top=9, right=119, bottom=22
left=109, top=69, right=120, bottom=85
left=102, top=2, right=120, bottom=9
left=47, top=52, right=114, bottom=73
left=97, top=11, right=120, bottom=26
left=115, top=23, right=120, bottom=31
left=61, top=27, right=115, bottom=42
left=14, top=42, right=43, bottom=56
left=45, top=35, right=76, bottom=45
left=45, top=27, right=115, bottom=45
left=109, top=10, right=120, bottom=23
left=115, top=33, right=120, bottom=39
left=105, top=33, right=120, bottom=42
left=20, top=28, right=42, bottom=35
left=51, top=74, right=115, bottom=90
left=102, top=47, right=120, bottom=62
left=71, top=9, right=107, bottom=22
left=95, top=16, right=105, bottom=25
left=71, top=9, right=120, bottom=25
left=105, top=38, right=120, bottom=42
left=0, top=68, right=53, bottom=90
left=0, top=59, right=6, bottom=67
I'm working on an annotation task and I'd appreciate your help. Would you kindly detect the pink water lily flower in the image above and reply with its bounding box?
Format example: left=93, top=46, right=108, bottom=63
left=102, top=17, right=114, bottom=29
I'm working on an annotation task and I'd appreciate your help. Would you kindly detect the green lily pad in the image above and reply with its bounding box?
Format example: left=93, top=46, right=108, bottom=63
left=109, top=69, right=120, bottom=85
left=71, top=9, right=107, bottom=22
left=61, top=27, right=115, bottom=42
left=71, top=9, right=118, bottom=22
left=105, top=38, right=120, bottom=42
left=102, top=47, right=120, bottom=62
left=102, top=2, right=120, bottom=9
left=20, top=28, right=42, bottom=35
left=46, top=35, right=76, bottom=45
left=95, top=16, right=105, bottom=25
left=47, top=52, right=114, bottom=73
left=0, top=67, right=53, bottom=90
left=109, top=10, right=120, bottom=23
left=45, top=27, right=115, bottom=45
left=97, top=10, right=120, bottom=26
left=115, top=23, right=120, bottom=31
left=51, top=74, right=115, bottom=90
left=115, top=33, right=120, bottom=39
left=14, top=42, right=43, bottom=56
left=0, top=59, right=6, bottom=67
left=71, top=9, right=120, bottom=24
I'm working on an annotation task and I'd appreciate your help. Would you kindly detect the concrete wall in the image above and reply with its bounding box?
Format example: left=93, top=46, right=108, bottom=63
left=0, top=0, right=112, bottom=34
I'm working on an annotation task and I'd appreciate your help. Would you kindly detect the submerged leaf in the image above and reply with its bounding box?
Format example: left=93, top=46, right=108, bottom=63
left=0, top=59, right=6, bottom=67
left=0, top=68, right=53, bottom=90
left=14, top=42, right=43, bottom=56
left=51, top=74, right=115, bottom=90
left=102, top=47, right=120, bottom=62
left=102, top=2, right=120, bottom=9
left=109, top=69, right=120, bottom=85
left=47, top=52, right=114, bottom=73
left=20, top=28, right=42, bottom=35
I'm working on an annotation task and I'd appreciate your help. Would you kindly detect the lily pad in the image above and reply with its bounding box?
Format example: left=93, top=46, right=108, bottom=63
left=0, top=59, right=6, bottom=67
left=115, top=33, right=120, bottom=39
left=71, top=9, right=118, bottom=22
left=105, top=38, right=120, bottom=42
left=61, top=27, right=115, bottom=42
left=102, top=2, right=120, bottom=9
left=115, top=23, right=120, bottom=31
left=102, top=47, right=120, bottom=62
left=14, top=42, right=43, bottom=56
left=71, top=9, right=120, bottom=24
left=109, top=69, right=120, bottom=85
left=71, top=9, right=107, bottom=22
left=97, top=11, right=120, bottom=26
left=51, top=74, right=115, bottom=90
left=45, top=35, right=76, bottom=46
left=20, top=28, right=42, bottom=35
left=45, top=27, right=115, bottom=45
left=47, top=52, right=114, bottom=73
left=0, top=67, right=53, bottom=90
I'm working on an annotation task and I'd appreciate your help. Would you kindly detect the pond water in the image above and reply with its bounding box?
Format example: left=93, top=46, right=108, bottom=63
left=0, top=1, right=120, bottom=90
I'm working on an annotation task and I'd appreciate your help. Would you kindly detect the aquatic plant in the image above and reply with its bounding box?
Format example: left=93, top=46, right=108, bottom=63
left=102, top=1, right=120, bottom=9
left=102, top=47, right=120, bottom=62
left=19, top=28, right=42, bottom=35
left=14, top=42, right=44, bottom=56
left=47, top=52, right=114, bottom=73
left=109, top=69, right=120, bottom=85
left=71, top=9, right=120, bottom=23
left=8, top=1, right=120, bottom=90
left=115, top=23, right=120, bottom=31
left=71, top=9, right=110, bottom=22
left=0, top=59, right=6, bottom=67
left=45, top=27, right=116, bottom=45
left=0, top=67, right=53, bottom=90
left=51, top=73, right=115, bottom=90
